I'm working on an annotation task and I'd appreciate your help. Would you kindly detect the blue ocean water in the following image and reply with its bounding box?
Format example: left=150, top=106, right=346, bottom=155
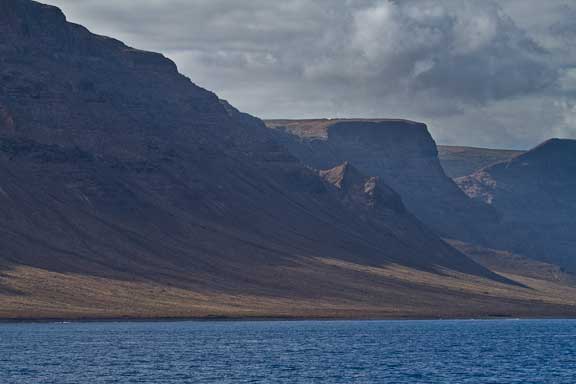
left=1, top=319, right=575, bottom=383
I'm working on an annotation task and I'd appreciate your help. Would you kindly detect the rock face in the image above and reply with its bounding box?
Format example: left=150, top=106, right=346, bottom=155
left=319, top=162, right=405, bottom=217
left=457, top=139, right=576, bottom=270
left=266, top=119, right=499, bottom=242
left=438, top=146, right=524, bottom=178
left=0, top=0, right=541, bottom=319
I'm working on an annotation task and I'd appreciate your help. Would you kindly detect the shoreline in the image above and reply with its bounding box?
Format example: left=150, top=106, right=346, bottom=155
left=2, top=313, right=576, bottom=325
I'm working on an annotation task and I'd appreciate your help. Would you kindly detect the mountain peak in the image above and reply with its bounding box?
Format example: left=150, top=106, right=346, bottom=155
left=0, top=0, right=68, bottom=40
left=479, top=138, right=576, bottom=177
left=457, top=137, right=576, bottom=271
left=0, top=0, right=222, bottom=158
left=520, top=138, right=576, bottom=163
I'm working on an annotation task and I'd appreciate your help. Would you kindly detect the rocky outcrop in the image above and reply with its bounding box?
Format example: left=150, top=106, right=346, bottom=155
left=457, top=139, right=576, bottom=270
left=266, top=119, right=499, bottom=242
left=319, top=162, right=405, bottom=217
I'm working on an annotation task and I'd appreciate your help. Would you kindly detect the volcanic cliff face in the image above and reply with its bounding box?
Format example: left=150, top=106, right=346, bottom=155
left=0, top=0, right=258, bottom=159
left=0, top=0, right=542, bottom=319
left=266, top=119, right=499, bottom=242
left=457, top=139, right=576, bottom=270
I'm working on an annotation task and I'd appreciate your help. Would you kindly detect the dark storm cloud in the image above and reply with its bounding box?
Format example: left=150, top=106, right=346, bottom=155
left=44, top=0, right=576, bottom=148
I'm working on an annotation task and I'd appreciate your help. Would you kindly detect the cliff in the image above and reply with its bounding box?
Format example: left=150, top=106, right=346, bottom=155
left=266, top=119, right=499, bottom=242
left=457, top=139, right=576, bottom=270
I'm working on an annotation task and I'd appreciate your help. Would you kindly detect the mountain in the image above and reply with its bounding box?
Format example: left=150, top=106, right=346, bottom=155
left=1, top=0, right=576, bottom=320
left=457, top=139, right=576, bottom=271
left=265, top=119, right=499, bottom=242
left=438, top=146, right=524, bottom=178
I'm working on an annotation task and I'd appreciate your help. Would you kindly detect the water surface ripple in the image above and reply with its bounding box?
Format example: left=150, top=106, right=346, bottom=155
left=1, top=319, right=575, bottom=383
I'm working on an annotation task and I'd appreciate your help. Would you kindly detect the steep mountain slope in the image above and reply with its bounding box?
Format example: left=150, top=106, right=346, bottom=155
left=1, top=0, right=576, bottom=320
left=438, top=146, right=524, bottom=178
left=457, top=139, right=576, bottom=271
left=265, top=119, right=499, bottom=242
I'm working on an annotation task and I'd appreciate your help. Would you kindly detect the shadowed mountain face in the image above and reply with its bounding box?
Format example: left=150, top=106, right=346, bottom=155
left=265, top=119, right=499, bottom=243
left=0, top=0, right=545, bottom=320
left=457, top=139, right=576, bottom=271
left=2, top=0, right=576, bottom=320
left=438, top=146, right=524, bottom=178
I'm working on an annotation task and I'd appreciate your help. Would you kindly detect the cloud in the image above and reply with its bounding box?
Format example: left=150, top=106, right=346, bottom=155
left=300, top=0, right=555, bottom=105
left=43, top=0, right=576, bottom=148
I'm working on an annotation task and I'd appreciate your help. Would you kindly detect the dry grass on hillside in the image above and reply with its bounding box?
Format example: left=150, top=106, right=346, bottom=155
left=3, top=251, right=576, bottom=321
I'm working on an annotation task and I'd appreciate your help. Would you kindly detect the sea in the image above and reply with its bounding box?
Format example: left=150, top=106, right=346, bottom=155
left=1, top=319, right=575, bottom=383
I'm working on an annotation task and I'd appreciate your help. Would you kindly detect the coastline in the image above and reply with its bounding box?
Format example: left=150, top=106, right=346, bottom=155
left=2, top=313, right=576, bottom=325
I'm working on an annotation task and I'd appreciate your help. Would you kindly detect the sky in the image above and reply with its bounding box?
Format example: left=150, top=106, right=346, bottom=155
left=43, top=0, right=576, bottom=149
